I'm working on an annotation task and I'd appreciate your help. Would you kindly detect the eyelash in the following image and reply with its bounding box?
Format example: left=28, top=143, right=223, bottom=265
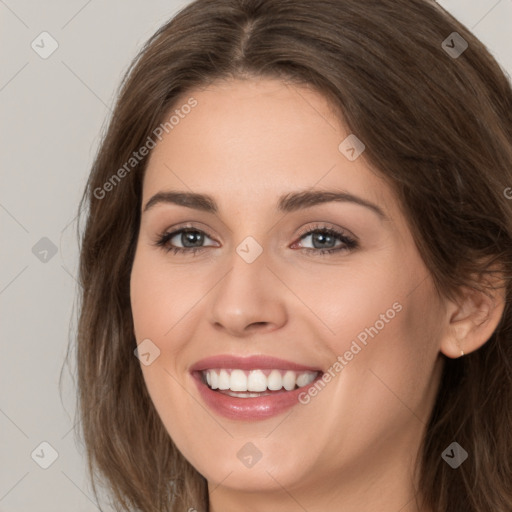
left=153, top=223, right=358, bottom=257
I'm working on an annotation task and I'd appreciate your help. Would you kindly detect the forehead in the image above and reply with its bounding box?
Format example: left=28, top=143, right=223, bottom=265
left=142, top=78, right=395, bottom=218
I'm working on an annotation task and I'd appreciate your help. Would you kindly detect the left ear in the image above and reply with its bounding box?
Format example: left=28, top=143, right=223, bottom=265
left=440, top=271, right=507, bottom=359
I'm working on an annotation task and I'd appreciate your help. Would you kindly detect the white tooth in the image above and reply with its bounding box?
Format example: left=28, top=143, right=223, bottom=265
left=283, top=371, right=296, bottom=391
left=218, top=369, right=230, bottom=390
left=230, top=369, right=248, bottom=391
left=267, top=369, right=283, bottom=390
left=225, top=391, right=266, bottom=398
left=305, top=371, right=317, bottom=385
left=296, top=371, right=316, bottom=387
left=247, top=370, right=267, bottom=392
left=206, top=371, right=211, bottom=386
left=210, top=370, right=219, bottom=389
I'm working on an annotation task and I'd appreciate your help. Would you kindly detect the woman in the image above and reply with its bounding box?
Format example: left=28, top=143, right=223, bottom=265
left=71, top=0, right=512, bottom=510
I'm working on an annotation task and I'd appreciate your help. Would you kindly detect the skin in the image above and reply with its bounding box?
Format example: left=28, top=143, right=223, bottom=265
left=129, top=78, right=505, bottom=512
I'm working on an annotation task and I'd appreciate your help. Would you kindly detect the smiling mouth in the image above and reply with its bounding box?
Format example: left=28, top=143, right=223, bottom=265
left=200, top=368, right=320, bottom=398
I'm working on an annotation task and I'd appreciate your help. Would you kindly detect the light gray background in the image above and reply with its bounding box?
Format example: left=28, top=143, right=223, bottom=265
left=1, top=1, right=511, bottom=510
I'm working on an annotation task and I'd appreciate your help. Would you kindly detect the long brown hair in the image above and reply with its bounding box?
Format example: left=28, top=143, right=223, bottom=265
left=66, top=0, right=512, bottom=510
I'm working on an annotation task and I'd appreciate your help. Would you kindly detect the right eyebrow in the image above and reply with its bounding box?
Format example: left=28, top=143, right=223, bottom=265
left=143, top=191, right=217, bottom=214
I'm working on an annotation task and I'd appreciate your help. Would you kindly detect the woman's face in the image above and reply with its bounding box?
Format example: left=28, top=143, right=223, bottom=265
left=130, top=78, right=446, bottom=508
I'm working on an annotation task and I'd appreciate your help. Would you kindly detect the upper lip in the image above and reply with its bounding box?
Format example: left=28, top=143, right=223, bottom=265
left=189, top=354, right=322, bottom=373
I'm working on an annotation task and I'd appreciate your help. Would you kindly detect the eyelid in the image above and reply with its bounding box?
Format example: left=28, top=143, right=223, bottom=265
left=164, top=222, right=217, bottom=239
left=295, top=221, right=358, bottom=242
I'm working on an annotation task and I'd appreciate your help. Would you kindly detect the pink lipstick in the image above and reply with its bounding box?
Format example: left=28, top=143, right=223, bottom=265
left=189, top=355, right=323, bottom=420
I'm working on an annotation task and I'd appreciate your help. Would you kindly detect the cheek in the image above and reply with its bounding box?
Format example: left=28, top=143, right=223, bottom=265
left=129, top=252, right=203, bottom=451
left=335, top=280, right=441, bottom=432
left=304, top=259, right=439, bottom=424
left=294, top=261, right=405, bottom=353
left=130, top=250, right=202, bottom=344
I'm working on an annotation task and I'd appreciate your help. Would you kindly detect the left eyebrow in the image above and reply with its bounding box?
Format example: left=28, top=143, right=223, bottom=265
left=143, top=189, right=388, bottom=221
left=277, top=190, right=388, bottom=220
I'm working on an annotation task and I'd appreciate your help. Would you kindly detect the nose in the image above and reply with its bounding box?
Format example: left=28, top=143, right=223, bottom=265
left=207, top=247, right=288, bottom=337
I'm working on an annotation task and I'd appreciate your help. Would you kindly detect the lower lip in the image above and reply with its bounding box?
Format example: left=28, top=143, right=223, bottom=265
left=191, top=372, right=322, bottom=421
